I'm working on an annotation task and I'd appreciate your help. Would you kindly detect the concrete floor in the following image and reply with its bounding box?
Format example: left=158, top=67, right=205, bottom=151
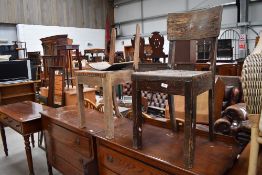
left=0, top=127, right=61, bottom=175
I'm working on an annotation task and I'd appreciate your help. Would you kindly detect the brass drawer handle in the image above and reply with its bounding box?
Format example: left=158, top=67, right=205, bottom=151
left=75, top=138, right=80, bottom=145
left=107, top=155, right=114, bottom=163
left=47, top=124, right=52, bottom=129
left=16, top=124, right=20, bottom=128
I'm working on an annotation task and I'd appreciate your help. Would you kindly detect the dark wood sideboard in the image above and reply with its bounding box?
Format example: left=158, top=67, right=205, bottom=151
left=41, top=106, right=243, bottom=175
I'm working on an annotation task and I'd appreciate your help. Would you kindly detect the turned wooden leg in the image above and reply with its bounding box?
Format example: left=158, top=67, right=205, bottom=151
left=0, top=122, right=8, bottom=156
left=132, top=80, right=142, bottom=149
left=31, top=134, right=35, bottom=148
left=38, top=132, right=41, bottom=147
left=47, top=161, right=53, bottom=175
left=184, top=81, right=195, bottom=169
left=24, top=135, right=35, bottom=175
left=168, top=94, right=177, bottom=132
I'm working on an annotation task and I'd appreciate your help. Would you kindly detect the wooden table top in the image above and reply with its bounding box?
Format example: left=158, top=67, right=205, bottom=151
left=40, top=105, right=243, bottom=175
left=132, top=69, right=211, bottom=80
left=0, top=101, right=49, bottom=122
left=40, top=105, right=119, bottom=136
left=75, top=69, right=133, bottom=76
left=95, top=118, right=242, bottom=175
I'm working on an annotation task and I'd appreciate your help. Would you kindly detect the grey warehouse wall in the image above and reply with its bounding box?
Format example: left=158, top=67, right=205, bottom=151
left=0, top=0, right=113, bottom=29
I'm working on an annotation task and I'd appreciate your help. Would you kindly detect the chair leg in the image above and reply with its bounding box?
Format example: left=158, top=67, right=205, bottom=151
left=168, top=95, right=177, bottom=132
left=248, top=126, right=259, bottom=175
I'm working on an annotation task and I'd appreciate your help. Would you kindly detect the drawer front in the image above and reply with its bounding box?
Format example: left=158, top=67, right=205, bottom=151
left=52, top=154, right=83, bottom=175
left=52, top=139, right=90, bottom=172
left=47, top=122, right=93, bottom=158
left=100, top=166, right=118, bottom=175
left=98, top=145, right=169, bottom=175
left=1, top=114, right=22, bottom=133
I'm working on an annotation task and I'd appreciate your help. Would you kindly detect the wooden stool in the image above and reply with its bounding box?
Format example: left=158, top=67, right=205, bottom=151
left=76, top=69, right=132, bottom=139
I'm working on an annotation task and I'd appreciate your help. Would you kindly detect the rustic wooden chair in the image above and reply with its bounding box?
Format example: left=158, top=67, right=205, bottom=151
left=132, top=6, right=223, bottom=169
left=149, top=31, right=167, bottom=63
left=242, top=52, right=262, bottom=174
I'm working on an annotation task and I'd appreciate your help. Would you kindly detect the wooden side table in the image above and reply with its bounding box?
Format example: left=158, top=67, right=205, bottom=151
left=0, top=101, right=49, bottom=175
left=75, top=69, right=133, bottom=139
left=132, top=69, right=214, bottom=169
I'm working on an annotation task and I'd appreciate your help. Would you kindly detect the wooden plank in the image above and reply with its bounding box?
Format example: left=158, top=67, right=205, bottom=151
left=0, top=0, right=110, bottom=28
left=40, top=0, right=52, bottom=26
left=167, top=6, right=223, bottom=41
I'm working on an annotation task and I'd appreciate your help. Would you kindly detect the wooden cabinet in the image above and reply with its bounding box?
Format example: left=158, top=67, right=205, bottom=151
left=0, top=81, right=36, bottom=105
left=42, top=115, right=98, bottom=175
left=40, top=35, right=73, bottom=56
left=42, top=119, right=96, bottom=174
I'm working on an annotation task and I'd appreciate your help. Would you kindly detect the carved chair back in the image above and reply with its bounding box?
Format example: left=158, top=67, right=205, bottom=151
left=149, top=31, right=166, bottom=62
left=167, top=6, right=223, bottom=71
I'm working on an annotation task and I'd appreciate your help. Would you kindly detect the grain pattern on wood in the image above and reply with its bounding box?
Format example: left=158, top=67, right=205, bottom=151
left=0, top=0, right=112, bottom=28
left=167, top=6, right=223, bottom=41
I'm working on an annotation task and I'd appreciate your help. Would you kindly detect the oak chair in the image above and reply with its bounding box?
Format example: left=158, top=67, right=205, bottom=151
left=132, top=6, right=223, bottom=169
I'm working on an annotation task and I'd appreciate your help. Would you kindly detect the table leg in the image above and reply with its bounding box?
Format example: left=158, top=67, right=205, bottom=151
left=24, top=135, right=35, bottom=175
left=184, top=81, right=196, bottom=169
left=103, top=76, right=114, bottom=139
left=132, top=80, right=142, bottom=149
left=168, top=94, right=177, bottom=132
left=31, top=134, right=35, bottom=148
left=47, top=161, right=53, bottom=175
left=208, top=88, right=214, bottom=141
left=0, top=122, right=8, bottom=156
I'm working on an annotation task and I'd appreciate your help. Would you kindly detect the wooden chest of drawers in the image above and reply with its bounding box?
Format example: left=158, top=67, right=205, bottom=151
left=42, top=117, right=97, bottom=175
left=98, top=145, right=168, bottom=175
left=41, top=106, right=106, bottom=175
